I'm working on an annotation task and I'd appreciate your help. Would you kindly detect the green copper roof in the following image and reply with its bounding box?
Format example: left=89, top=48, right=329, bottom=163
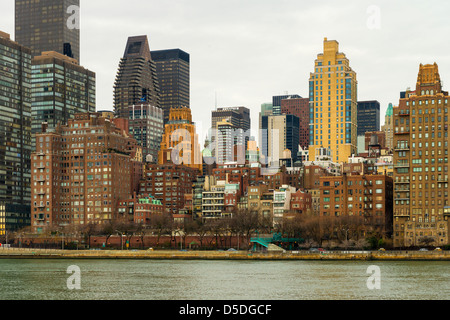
left=386, top=103, right=393, bottom=116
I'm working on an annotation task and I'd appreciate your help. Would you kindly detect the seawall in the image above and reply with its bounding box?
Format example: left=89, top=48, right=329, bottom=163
left=0, top=248, right=449, bottom=261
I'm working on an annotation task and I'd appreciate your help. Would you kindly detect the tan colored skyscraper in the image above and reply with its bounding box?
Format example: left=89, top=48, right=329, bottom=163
left=308, top=38, right=358, bottom=163
left=393, top=63, right=450, bottom=248
left=158, top=107, right=202, bottom=173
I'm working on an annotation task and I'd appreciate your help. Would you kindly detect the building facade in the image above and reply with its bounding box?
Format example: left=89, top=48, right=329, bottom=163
left=139, top=163, right=199, bottom=216
left=280, top=97, right=310, bottom=149
left=319, top=174, right=394, bottom=239
left=30, top=113, right=140, bottom=233
left=260, top=114, right=300, bottom=166
left=128, top=103, right=164, bottom=163
left=308, top=38, right=358, bottom=164
left=393, top=63, right=450, bottom=248
left=0, top=31, right=32, bottom=235
left=31, top=51, right=95, bottom=144
left=357, top=100, right=381, bottom=136
left=150, top=49, right=190, bottom=124
left=158, top=106, right=202, bottom=173
left=15, top=0, right=80, bottom=61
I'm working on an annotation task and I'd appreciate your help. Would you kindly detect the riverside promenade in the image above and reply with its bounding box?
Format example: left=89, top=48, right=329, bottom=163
left=0, top=248, right=449, bottom=261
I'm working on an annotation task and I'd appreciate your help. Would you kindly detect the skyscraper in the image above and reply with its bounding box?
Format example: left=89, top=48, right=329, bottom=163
left=114, top=36, right=160, bottom=119
left=158, top=106, right=202, bottom=173
left=308, top=38, right=358, bottom=163
left=357, top=100, right=381, bottom=136
left=0, top=31, right=32, bottom=235
left=393, top=63, right=450, bottom=248
left=280, top=96, right=310, bottom=149
left=381, top=103, right=394, bottom=150
left=128, top=103, right=164, bottom=163
left=15, top=0, right=80, bottom=61
left=150, top=49, right=190, bottom=124
left=31, top=51, right=95, bottom=144
left=260, top=114, right=300, bottom=167
left=210, top=107, right=251, bottom=164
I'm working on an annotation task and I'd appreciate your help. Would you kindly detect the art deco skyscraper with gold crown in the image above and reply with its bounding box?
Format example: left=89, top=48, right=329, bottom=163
left=308, top=38, right=358, bottom=163
left=393, top=63, right=450, bottom=248
left=158, top=106, right=202, bottom=173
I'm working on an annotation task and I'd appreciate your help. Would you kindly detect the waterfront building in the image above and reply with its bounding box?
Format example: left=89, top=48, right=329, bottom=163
left=0, top=31, right=32, bottom=235
left=393, top=63, right=450, bottom=248
left=290, top=189, right=313, bottom=215
left=114, top=36, right=160, bottom=119
left=319, top=173, right=394, bottom=239
left=30, top=113, right=140, bottom=233
left=158, top=106, right=202, bottom=173
left=201, top=176, right=226, bottom=220
left=15, top=0, right=80, bottom=61
left=150, top=49, right=190, bottom=124
left=128, top=103, right=164, bottom=162
left=139, top=163, right=199, bottom=216
left=308, top=38, right=358, bottom=164
left=117, top=193, right=164, bottom=225
left=31, top=51, right=95, bottom=146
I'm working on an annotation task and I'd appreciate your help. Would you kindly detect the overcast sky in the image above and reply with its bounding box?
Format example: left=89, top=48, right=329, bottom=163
left=1, top=0, right=450, bottom=142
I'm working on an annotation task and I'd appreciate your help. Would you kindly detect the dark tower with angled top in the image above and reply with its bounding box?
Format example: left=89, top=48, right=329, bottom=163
left=114, top=35, right=160, bottom=119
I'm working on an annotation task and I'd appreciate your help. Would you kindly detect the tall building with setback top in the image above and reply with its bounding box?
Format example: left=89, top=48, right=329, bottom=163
left=382, top=103, right=394, bottom=150
left=0, top=31, right=32, bottom=235
left=150, top=49, right=190, bottom=124
left=308, top=38, right=358, bottom=163
left=114, top=36, right=160, bottom=119
left=158, top=107, right=202, bottom=173
left=393, top=63, right=450, bottom=248
left=15, top=0, right=80, bottom=61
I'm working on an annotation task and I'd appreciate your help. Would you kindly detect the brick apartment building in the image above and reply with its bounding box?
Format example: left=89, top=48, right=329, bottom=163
left=31, top=113, right=142, bottom=233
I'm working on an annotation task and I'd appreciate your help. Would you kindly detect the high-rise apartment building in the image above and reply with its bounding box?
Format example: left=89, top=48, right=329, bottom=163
left=0, top=31, right=32, bottom=235
left=272, top=94, right=301, bottom=115
left=30, top=113, right=141, bottom=233
left=128, top=103, right=164, bottom=163
left=31, top=51, right=95, bottom=144
left=210, top=106, right=251, bottom=164
left=211, top=107, right=251, bottom=133
left=15, top=0, right=80, bottom=61
left=308, top=38, right=358, bottom=163
left=114, top=36, right=160, bottom=119
left=357, top=100, right=381, bottom=136
left=158, top=106, right=202, bottom=173
left=260, top=114, right=300, bottom=167
left=150, top=49, right=190, bottom=124
left=381, top=103, right=394, bottom=150
left=393, top=63, right=450, bottom=248
left=280, top=97, right=310, bottom=149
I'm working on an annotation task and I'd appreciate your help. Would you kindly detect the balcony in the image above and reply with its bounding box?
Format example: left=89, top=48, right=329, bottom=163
left=394, top=162, right=410, bottom=168
left=397, top=110, right=410, bottom=116
left=395, top=127, right=410, bottom=135
left=395, top=180, right=410, bottom=184
left=36, top=190, right=46, bottom=195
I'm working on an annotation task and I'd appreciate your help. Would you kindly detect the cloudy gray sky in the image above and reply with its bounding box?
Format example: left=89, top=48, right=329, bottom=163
left=1, top=0, right=450, bottom=142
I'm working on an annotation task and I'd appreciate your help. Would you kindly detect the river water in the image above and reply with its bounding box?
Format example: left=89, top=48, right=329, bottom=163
left=0, top=259, right=448, bottom=300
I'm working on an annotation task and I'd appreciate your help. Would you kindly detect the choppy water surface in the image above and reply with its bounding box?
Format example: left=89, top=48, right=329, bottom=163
left=0, top=259, right=448, bottom=300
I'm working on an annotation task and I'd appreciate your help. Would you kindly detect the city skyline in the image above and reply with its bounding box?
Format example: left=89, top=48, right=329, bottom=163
left=2, top=0, right=450, bottom=143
